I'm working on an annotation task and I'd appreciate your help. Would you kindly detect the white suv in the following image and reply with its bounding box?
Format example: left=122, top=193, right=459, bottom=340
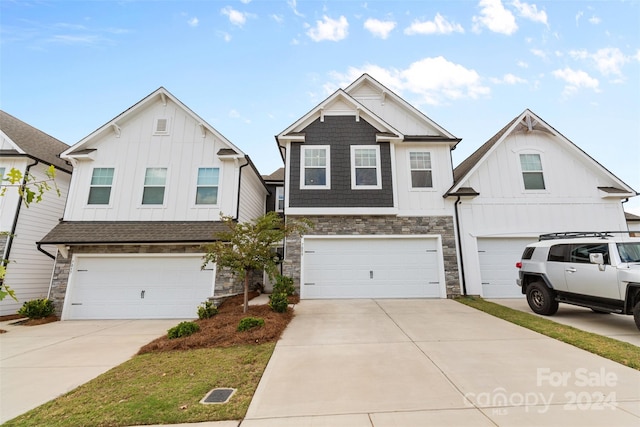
left=516, top=232, right=640, bottom=331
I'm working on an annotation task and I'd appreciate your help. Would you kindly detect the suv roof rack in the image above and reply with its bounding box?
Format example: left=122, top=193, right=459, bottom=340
left=538, top=231, right=633, bottom=241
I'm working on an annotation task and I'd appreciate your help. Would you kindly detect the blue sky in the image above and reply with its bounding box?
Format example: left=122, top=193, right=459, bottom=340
left=2, top=0, right=639, bottom=213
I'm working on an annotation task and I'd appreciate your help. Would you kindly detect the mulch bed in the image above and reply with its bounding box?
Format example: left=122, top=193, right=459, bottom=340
left=0, top=314, right=59, bottom=333
left=138, top=292, right=295, bottom=354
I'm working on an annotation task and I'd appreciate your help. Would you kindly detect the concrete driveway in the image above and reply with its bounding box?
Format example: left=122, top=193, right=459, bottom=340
left=243, top=299, right=640, bottom=426
left=0, top=318, right=179, bottom=423
left=490, top=298, right=640, bottom=347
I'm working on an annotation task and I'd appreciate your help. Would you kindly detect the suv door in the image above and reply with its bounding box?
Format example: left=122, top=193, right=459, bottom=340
left=545, top=244, right=570, bottom=291
left=564, top=243, right=620, bottom=300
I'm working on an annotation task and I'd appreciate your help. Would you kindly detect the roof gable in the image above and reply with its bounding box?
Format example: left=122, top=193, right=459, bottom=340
left=448, top=109, right=637, bottom=197
left=345, top=74, right=459, bottom=143
left=61, top=87, right=245, bottom=159
left=0, top=110, right=71, bottom=172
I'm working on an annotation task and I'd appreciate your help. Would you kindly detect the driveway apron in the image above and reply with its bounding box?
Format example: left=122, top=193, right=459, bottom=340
left=243, top=299, right=640, bottom=426
left=0, top=319, right=178, bottom=423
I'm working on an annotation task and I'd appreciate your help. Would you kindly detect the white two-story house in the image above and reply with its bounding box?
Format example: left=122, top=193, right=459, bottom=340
left=0, top=111, right=72, bottom=316
left=277, top=74, right=462, bottom=299
left=39, top=88, right=268, bottom=319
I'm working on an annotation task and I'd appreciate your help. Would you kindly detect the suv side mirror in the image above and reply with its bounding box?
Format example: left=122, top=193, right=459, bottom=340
left=589, top=253, right=605, bottom=271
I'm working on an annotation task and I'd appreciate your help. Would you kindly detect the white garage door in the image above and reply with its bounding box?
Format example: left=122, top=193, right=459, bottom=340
left=478, top=238, right=536, bottom=298
left=302, top=237, right=443, bottom=299
left=65, top=255, right=215, bottom=320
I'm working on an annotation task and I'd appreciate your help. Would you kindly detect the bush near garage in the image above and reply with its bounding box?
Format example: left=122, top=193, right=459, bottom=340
left=17, top=298, right=55, bottom=319
left=167, top=321, right=200, bottom=339
left=237, top=317, right=265, bottom=332
left=197, top=300, right=218, bottom=319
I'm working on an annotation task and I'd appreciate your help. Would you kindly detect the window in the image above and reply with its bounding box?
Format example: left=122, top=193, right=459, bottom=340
left=275, top=186, right=284, bottom=212
left=520, top=153, right=545, bottom=190
left=142, top=168, right=167, bottom=205
left=548, top=244, right=568, bottom=262
left=570, top=244, right=609, bottom=264
left=196, top=167, right=219, bottom=205
left=301, top=146, right=330, bottom=189
left=409, top=151, right=433, bottom=188
left=351, top=145, right=381, bottom=189
left=0, top=167, right=5, bottom=180
left=88, top=168, right=114, bottom=205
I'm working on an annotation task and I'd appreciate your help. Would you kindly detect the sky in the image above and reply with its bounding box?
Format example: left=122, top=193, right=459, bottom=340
left=2, top=0, right=639, bottom=213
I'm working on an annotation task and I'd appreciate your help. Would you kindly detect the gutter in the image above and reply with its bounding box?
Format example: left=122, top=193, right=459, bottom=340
left=3, top=159, right=38, bottom=267
left=453, top=196, right=467, bottom=296
left=235, top=156, right=250, bottom=220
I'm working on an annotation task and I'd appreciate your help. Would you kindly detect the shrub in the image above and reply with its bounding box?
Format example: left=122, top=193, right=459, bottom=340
left=17, top=298, right=54, bottom=319
left=237, top=316, right=265, bottom=332
left=167, top=321, right=200, bottom=339
left=269, top=292, right=289, bottom=313
left=273, top=275, right=295, bottom=296
left=197, top=301, right=218, bottom=319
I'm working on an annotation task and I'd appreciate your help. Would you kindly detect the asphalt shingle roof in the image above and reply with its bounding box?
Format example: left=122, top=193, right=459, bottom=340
left=0, top=110, right=71, bottom=172
left=39, top=221, right=229, bottom=245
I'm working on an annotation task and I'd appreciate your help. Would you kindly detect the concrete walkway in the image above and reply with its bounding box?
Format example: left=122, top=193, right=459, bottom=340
left=242, top=299, right=640, bottom=426
left=0, top=318, right=179, bottom=423
left=490, top=298, right=640, bottom=347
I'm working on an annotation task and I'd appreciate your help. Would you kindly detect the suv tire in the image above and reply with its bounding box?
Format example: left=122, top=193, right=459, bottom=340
left=526, top=282, right=559, bottom=315
left=633, top=301, right=640, bottom=331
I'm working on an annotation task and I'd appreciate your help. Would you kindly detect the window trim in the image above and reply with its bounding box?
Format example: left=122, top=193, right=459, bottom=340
left=275, top=186, right=284, bottom=212
left=518, top=152, right=547, bottom=191
left=141, top=167, right=168, bottom=206
left=300, top=145, right=331, bottom=190
left=350, top=145, right=382, bottom=190
left=408, top=150, right=434, bottom=191
left=87, top=167, right=115, bottom=206
left=153, top=118, right=171, bottom=135
left=195, top=166, right=220, bottom=206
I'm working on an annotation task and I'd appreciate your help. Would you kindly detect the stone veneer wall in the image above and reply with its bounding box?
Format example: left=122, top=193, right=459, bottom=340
left=282, top=215, right=460, bottom=297
left=49, top=244, right=262, bottom=316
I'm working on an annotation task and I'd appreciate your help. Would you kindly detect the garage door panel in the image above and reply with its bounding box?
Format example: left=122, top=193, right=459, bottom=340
left=66, top=256, right=214, bottom=320
left=478, top=238, right=535, bottom=298
left=302, top=237, right=443, bottom=299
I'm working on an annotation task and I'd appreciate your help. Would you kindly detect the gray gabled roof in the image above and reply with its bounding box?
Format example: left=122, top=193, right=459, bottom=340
left=39, top=221, right=229, bottom=245
left=0, top=110, right=71, bottom=173
left=262, top=167, right=284, bottom=182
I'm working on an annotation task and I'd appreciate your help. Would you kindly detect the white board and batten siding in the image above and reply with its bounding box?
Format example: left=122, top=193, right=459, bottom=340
left=63, top=100, right=243, bottom=222
left=456, top=129, right=629, bottom=297
left=63, top=254, right=215, bottom=320
left=0, top=164, right=71, bottom=316
left=237, top=165, right=268, bottom=223
left=301, top=236, right=446, bottom=299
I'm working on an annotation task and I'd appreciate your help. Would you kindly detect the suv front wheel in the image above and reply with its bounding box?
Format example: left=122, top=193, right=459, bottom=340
left=526, top=282, right=559, bottom=315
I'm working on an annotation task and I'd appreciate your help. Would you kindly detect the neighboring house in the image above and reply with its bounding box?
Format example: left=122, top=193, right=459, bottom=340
left=276, top=74, right=462, bottom=299
left=39, top=88, right=268, bottom=320
left=446, top=109, right=637, bottom=298
left=0, top=111, right=72, bottom=316
left=627, top=212, right=640, bottom=237
left=261, top=167, right=285, bottom=292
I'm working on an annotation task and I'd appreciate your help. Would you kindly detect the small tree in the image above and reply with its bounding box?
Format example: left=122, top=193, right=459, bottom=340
left=1, top=165, right=59, bottom=301
left=202, top=212, right=310, bottom=313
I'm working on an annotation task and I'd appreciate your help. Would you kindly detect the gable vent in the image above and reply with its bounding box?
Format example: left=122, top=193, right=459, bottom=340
left=154, top=118, right=169, bottom=134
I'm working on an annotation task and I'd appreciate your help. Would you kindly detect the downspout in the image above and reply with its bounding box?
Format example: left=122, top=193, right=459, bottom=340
left=454, top=196, right=467, bottom=296
left=235, top=156, right=250, bottom=221
left=3, top=159, right=39, bottom=268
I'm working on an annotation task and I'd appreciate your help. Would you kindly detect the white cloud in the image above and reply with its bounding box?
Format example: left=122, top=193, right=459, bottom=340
left=271, top=14, right=284, bottom=24
left=240, top=0, right=252, bottom=3
left=530, top=48, right=547, bottom=60
left=575, top=11, right=583, bottom=26
left=288, top=0, right=304, bottom=18
left=363, top=18, right=396, bottom=39
left=501, top=73, right=527, bottom=84
left=511, top=0, right=548, bottom=25
left=404, top=13, right=464, bottom=35
left=221, top=7, right=247, bottom=27
left=552, top=67, right=599, bottom=96
left=472, top=0, right=518, bottom=35
left=307, top=15, right=348, bottom=42
left=517, top=60, right=528, bottom=68
left=588, top=15, right=601, bottom=25
left=329, top=57, right=490, bottom=106
left=187, top=17, right=199, bottom=27
left=218, top=31, right=232, bottom=42
left=570, top=47, right=629, bottom=77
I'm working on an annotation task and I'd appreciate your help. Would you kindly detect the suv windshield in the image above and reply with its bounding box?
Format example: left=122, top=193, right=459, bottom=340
left=617, top=242, right=640, bottom=263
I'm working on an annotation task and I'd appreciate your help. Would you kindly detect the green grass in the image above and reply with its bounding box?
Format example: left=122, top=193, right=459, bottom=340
left=5, top=344, right=275, bottom=427
left=456, top=296, right=640, bottom=371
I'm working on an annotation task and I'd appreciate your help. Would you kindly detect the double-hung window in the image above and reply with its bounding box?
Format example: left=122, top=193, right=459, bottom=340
left=301, top=146, right=330, bottom=189
left=88, top=168, right=114, bottom=205
left=409, top=151, right=433, bottom=188
left=142, top=167, right=167, bottom=205
left=275, top=186, right=284, bottom=212
left=351, top=145, right=381, bottom=189
left=196, top=167, right=219, bottom=205
left=519, top=153, right=546, bottom=190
